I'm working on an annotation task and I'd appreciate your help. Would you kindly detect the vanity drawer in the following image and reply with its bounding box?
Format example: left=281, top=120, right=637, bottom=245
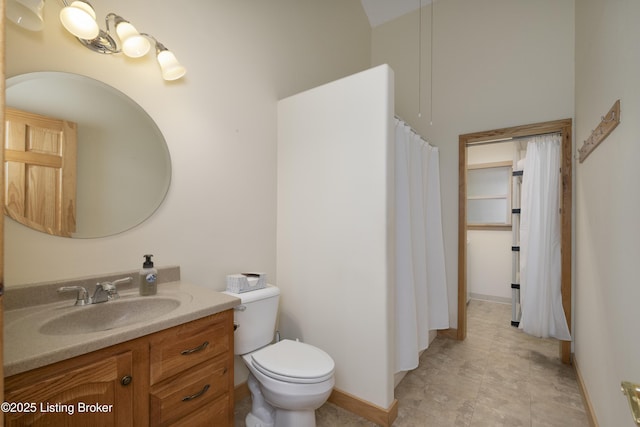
left=168, top=394, right=230, bottom=427
left=150, top=311, right=232, bottom=385
left=149, top=356, right=230, bottom=426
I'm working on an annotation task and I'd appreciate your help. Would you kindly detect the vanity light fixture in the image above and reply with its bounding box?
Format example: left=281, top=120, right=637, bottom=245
left=6, top=0, right=187, bottom=81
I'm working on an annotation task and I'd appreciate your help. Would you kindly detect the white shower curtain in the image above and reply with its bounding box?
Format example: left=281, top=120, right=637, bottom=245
left=394, top=119, right=449, bottom=373
left=519, top=135, right=571, bottom=340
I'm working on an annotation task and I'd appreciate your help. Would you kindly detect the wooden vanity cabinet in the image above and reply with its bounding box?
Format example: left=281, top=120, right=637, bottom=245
left=4, top=310, right=234, bottom=427
left=149, top=311, right=234, bottom=426
left=4, top=341, right=146, bottom=427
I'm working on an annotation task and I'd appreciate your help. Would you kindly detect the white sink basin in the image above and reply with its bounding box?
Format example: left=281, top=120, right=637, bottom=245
left=39, top=297, right=182, bottom=335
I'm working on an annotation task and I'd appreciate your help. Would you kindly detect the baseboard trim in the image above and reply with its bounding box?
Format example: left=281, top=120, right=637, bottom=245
left=328, top=388, right=398, bottom=427
left=235, top=382, right=398, bottom=427
left=573, top=355, right=599, bottom=427
left=469, top=293, right=511, bottom=304
left=437, top=328, right=459, bottom=340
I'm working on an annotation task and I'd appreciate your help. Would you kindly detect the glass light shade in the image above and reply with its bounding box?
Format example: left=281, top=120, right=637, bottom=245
left=6, top=0, right=44, bottom=31
left=116, top=21, right=150, bottom=58
left=157, top=50, right=187, bottom=81
left=59, top=1, right=99, bottom=40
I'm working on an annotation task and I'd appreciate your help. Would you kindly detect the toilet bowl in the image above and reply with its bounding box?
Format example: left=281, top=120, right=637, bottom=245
left=243, top=339, right=335, bottom=427
left=223, top=285, right=335, bottom=427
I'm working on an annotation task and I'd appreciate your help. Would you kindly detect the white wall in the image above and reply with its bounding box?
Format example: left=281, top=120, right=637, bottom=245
left=5, top=0, right=371, bottom=290
left=466, top=231, right=511, bottom=301
left=575, top=1, right=640, bottom=425
left=372, top=0, right=575, bottom=327
left=277, top=65, right=395, bottom=409
left=467, top=141, right=515, bottom=165
left=467, top=142, right=513, bottom=302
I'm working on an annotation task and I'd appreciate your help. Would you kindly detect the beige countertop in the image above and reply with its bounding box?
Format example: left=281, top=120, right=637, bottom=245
left=4, top=280, right=240, bottom=377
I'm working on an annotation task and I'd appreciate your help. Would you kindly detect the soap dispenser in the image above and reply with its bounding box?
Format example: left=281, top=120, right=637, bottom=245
left=139, top=254, right=158, bottom=296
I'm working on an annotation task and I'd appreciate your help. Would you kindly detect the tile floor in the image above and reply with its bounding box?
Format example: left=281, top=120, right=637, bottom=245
left=234, top=299, right=589, bottom=426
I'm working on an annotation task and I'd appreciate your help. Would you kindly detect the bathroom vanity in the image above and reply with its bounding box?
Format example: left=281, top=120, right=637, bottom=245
left=3, top=271, right=239, bottom=427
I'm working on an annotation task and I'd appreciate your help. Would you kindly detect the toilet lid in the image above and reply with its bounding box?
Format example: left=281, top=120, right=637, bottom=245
left=251, top=339, right=335, bottom=384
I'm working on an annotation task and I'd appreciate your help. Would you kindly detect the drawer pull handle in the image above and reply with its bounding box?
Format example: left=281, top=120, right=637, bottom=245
left=121, top=375, right=133, bottom=386
left=182, top=384, right=210, bottom=402
left=181, top=341, right=209, bottom=355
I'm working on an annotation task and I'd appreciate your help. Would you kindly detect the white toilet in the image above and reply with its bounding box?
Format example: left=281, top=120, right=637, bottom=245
left=224, top=285, right=335, bottom=427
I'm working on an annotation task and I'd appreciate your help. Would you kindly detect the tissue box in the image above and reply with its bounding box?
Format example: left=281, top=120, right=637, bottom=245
left=226, top=272, right=267, bottom=293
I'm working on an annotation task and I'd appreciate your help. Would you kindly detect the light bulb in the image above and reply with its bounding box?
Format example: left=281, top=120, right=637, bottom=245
left=157, top=49, right=186, bottom=81
left=59, top=1, right=99, bottom=40
left=116, top=21, right=150, bottom=58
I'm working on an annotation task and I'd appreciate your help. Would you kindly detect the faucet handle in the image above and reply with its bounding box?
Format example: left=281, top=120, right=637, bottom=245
left=112, top=276, right=133, bottom=287
left=96, top=281, right=116, bottom=292
left=95, top=276, right=132, bottom=301
left=58, top=286, right=91, bottom=306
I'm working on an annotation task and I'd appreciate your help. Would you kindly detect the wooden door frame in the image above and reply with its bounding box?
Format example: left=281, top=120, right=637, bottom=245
left=457, top=119, right=573, bottom=364
left=1, top=0, right=6, bottom=418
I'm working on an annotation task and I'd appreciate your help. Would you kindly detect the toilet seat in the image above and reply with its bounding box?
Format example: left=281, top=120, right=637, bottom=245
left=250, top=339, right=335, bottom=384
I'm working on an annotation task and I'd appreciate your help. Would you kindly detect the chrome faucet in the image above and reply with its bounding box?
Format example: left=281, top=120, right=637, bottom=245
left=57, top=286, right=92, bottom=306
left=92, top=277, right=132, bottom=303
left=57, top=276, right=132, bottom=306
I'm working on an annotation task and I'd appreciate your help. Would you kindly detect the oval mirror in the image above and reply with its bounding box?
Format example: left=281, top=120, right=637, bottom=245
left=5, top=72, right=171, bottom=238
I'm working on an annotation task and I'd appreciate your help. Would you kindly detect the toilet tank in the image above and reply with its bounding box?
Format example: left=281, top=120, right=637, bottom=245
left=223, top=285, right=280, bottom=355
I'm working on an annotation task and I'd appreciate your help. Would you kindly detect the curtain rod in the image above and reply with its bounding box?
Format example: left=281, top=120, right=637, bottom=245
left=394, top=115, right=420, bottom=134
left=466, top=131, right=561, bottom=146
left=394, top=115, right=436, bottom=148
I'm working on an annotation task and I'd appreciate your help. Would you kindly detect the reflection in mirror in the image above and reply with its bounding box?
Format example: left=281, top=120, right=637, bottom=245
left=5, top=107, right=79, bottom=237
left=5, top=72, right=171, bottom=238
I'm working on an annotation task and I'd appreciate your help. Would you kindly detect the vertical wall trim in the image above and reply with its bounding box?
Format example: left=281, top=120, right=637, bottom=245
left=457, top=136, right=467, bottom=339
left=1, top=0, right=7, bottom=419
